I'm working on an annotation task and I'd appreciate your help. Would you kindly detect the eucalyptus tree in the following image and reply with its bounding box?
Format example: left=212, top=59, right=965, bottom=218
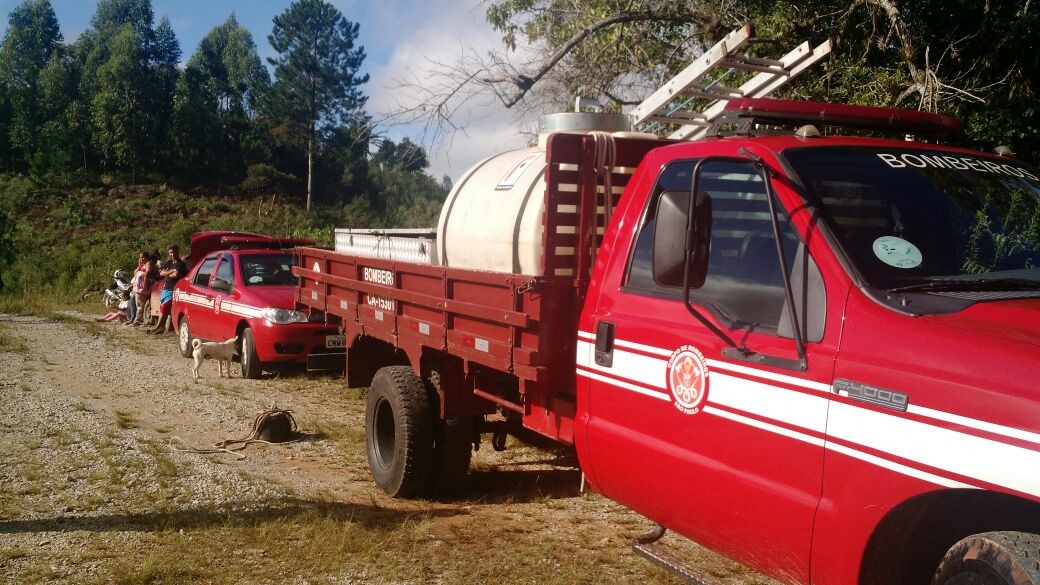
left=173, top=14, right=269, bottom=184
left=90, top=25, right=152, bottom=173
left=0, top=0, right=62, bottom=170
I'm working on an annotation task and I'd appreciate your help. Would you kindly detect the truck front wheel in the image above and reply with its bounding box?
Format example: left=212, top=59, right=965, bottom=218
left=933, top=532, right=1040, bottom=585
left=365, top=366, right=434, bottom=498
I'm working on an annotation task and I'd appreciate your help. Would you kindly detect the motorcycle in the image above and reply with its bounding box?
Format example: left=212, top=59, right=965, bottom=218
left=103, top=269, right=133, bottom=310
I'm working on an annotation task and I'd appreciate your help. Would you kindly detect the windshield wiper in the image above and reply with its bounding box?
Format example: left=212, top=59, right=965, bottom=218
left=887, top=278, right=1040, bottom=293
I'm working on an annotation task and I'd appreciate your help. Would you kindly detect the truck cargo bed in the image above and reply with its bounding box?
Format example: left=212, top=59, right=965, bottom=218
left=294, top=133, right=665, bottom=443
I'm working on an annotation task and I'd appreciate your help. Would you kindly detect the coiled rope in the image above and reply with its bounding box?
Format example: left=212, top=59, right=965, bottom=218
left=170, top=409, right=299, bottom=460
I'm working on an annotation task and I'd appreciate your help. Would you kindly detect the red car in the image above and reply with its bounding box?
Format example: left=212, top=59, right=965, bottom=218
left=172, top=231, right=344, bottom=378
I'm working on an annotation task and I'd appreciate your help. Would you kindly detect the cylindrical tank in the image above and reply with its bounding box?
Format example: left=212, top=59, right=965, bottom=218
left=437, top=112, right=649, bottom=275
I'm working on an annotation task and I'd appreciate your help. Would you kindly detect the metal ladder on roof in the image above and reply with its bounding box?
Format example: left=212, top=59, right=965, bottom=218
left=628, top=23, right=832, bottom=140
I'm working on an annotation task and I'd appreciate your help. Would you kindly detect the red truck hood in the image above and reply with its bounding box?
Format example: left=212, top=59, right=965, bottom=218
left=237, top=285, right=297, bottom=310
left=924, top=299, right=1040, bottom=347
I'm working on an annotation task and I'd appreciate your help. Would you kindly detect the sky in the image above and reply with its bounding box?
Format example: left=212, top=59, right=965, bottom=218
left=0, top=0, right=527, bottom=181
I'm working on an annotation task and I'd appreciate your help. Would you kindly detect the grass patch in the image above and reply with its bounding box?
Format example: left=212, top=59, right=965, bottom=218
left=68, top=496, right=689, bottom=585
left=0, top=293, right=60, bottom=316
left=139, top=441, right=178, bottom=483
left=115, top=410, right=139, bottom=429
left=307, top=418, right=365, bottom=449
left=0, top=547, right=28, bottom=562
left=109, top=559, right=206, bottom=585
left=0, top=323, right=29, bottom=355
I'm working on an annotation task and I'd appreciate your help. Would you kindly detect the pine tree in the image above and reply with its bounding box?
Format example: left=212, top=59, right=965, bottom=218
left=268, top=0, right=368, bottom=210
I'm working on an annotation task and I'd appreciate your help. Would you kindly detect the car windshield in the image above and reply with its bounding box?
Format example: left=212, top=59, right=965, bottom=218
left=785, top=146, right=1040, bottom=291
left=240, top=253, right=297, bottom=286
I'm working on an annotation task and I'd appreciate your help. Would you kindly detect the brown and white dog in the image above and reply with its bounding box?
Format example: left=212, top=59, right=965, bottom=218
left=191, top=336, right=238, bottom=379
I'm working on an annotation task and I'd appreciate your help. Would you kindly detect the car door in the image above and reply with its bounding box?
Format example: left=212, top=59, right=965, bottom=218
left=580, top=158, right=837, bottom=583
left=206, top=253, right=237, bottom=341
left=179, top=254, right=219, bottom=340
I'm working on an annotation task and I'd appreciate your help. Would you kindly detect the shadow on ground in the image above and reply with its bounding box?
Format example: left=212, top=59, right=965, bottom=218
left=0, top=497, right=463, bottom=535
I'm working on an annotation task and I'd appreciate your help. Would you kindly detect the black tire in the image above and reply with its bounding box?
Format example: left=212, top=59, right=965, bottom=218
left=431, top=416, right=472, bottom=495
left=933, top=532, right=1040, bottom=585
left=177, top=316, right=194, bottom=358
left=365, top=366, right=433, bottom=498
left=240, top=327, right=263, bottom=379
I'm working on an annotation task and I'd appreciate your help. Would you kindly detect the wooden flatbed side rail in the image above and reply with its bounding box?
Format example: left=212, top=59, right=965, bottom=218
left=294, top=249, right=578, bottom=388
left=294, top=266, right=531, bottom=328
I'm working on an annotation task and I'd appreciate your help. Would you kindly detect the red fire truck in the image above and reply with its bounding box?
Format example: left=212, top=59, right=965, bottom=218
left=294, top=99, right=1040, bottom=585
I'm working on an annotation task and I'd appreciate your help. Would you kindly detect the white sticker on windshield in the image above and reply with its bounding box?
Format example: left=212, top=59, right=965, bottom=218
left=873, top=236, right=923, bottom=269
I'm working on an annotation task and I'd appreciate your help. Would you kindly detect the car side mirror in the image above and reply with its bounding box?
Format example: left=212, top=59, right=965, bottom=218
left=210, top=278, right=232, bottom=293
left=652, top=190, right=712, bottom=288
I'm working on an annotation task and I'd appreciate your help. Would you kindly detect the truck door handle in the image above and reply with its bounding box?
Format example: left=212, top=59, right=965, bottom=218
left=595, top=321, right=615, bottom=367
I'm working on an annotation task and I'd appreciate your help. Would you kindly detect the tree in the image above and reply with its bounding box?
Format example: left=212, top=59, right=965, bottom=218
left=313, top=121, right=371, bottom=204
left=150, top=16, right=180, bottom=169
left=391, top=0, right=1040, bottom=160
left=173, top=14, right=269, bottom=184
left=170, top=66, right=218, bottom=180
left=35, top=50, right=88, bottom=173
left=372, top=137, right=429, bottom=173
left=268, top=0, right=369, bottom=210
left=0, top=0, right=62, bottom=170
left=90, top=24, right=152, bottom=173
left=367, top=137, right=445, bottom=219
left=77, top=0, right=157, bottom=102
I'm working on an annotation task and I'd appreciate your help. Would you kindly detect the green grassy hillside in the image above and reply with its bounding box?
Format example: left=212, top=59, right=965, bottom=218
left=0, top=176, right=438, bottom=307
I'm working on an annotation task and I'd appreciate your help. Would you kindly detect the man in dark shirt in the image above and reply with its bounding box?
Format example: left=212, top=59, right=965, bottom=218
left=149, top=244, right=187, bottom=334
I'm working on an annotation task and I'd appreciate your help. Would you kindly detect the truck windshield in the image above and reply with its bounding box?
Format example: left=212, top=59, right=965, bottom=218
left=785, top=146, right=1040, bottom=291
left=240, top=253, right=297, bottom=286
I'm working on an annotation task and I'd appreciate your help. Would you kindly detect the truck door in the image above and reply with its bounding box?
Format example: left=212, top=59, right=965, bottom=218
left=580, top=158, right=836, bottom=582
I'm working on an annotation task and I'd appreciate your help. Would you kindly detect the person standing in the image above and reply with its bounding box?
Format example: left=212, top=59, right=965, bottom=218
left=126, top=251, right=151, bottom=327
left=149, top=245, right=187, bottom=334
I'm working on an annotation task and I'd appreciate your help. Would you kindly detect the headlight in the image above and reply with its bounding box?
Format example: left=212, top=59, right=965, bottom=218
left=261, top=308, right=308, bottom=324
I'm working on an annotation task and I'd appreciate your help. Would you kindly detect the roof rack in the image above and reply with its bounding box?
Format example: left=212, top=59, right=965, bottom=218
left=705, top=98, right=963, bottom=138
left=628, top=23, right=832, bottom=140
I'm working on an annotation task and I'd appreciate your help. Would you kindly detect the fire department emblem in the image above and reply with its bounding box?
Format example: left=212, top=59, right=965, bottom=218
left=213, top=297, right=222, bottom=315
left=666, top=345, right=710, bottom=414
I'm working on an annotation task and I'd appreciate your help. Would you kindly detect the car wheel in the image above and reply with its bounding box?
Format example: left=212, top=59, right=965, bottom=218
left=365, top=366, right=434, bottom=498
left=178, top=317, right=194, bottom=358
left=933, top=532, right=1040, bottom=585
left=240, top=327, right=263, bottom=379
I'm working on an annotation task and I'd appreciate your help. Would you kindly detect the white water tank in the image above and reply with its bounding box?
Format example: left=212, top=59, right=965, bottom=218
left=437, top=111, right=648, bottom=275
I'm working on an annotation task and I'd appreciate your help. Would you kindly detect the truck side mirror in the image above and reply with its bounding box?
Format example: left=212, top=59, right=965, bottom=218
left=652, top=190, right=712, bottom=288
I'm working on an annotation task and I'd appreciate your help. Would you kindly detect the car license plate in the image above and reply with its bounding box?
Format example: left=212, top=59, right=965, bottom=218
left=325, top=335, right=346, bottom=349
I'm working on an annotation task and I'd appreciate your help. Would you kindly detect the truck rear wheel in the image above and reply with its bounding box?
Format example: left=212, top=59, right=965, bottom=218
left=933, top=532, right=1040, bottom=585
left=432, top=416, right=472, bottom=494
left=365, top=366, right=434, bottom=498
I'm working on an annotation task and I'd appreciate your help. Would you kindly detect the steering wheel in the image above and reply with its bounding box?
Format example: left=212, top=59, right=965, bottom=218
left=995, top=249, right=1040, bottom=271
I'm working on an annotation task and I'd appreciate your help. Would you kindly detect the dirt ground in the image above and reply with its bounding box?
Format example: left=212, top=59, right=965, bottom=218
left=0, top=312, right=776, bottom=585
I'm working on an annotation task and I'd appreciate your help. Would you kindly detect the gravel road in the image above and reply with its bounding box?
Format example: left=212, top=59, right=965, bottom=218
left=0, top=312, right=773, bottom=585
